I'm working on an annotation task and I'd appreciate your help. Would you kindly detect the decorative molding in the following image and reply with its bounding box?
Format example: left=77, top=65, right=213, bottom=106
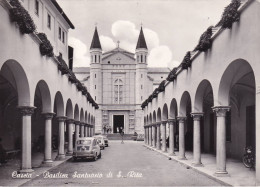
left=56, top=116, right=67, bottom=122
left=66, top=119, right=75, bottom=124
left=190, top=112, right=204, bottom=121
left=42, top=112, right=55, bottom=119
left=17, top=106, right=36, bottom=116
left=212, top=106, right=231, bottom=117
left=177, top=116, right=186, bottom=122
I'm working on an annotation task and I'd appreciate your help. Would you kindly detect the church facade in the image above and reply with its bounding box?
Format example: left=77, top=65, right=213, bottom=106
left=74, top=27, right=170, bottom=134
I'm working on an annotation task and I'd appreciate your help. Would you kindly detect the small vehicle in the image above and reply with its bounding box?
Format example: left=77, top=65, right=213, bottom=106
left=103, top=135, right=109, bottom=147
left=73, top=137, right=101, bottom=161
left=93, top=135, right=106, bottom=150
left=243, top=146, right=255, bottom=168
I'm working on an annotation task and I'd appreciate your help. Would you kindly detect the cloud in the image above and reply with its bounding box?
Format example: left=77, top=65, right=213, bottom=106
left=168, top=60, right=181, bottom=69
left=69, top=37, right=89, bottom=67
left=148, top=46, right=172, bottom=67
left=143, top=28, right=159, bottom=49
left=100, top=35, right=116, bottom=52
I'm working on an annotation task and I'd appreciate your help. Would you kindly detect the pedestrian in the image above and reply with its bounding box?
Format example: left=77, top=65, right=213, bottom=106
left=117, top=127, right=119, bottom=133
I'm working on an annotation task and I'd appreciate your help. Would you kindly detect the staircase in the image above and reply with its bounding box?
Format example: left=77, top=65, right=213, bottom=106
left=106, top=134, right=133, bottom=140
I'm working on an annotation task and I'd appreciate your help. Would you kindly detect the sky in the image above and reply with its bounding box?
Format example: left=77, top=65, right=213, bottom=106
left=57, top=0, right=230, bottom=68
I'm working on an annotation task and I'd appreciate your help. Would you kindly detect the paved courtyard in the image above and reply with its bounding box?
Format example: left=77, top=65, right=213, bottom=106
left=22, top=141, right=222, bottom=186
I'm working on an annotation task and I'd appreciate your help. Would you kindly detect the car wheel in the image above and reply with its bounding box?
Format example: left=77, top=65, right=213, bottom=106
left=98, top=152, right=102, bottom=159
left=93, top=153, right=98, bottom=161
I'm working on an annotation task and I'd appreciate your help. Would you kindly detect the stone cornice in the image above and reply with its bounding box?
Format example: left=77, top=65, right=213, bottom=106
left=56, top=116, right=67, bottom=122
left=66, top=119, right=75, bottom=124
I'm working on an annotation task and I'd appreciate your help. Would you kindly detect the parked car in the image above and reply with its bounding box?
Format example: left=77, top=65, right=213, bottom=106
left=93, top=135, right=106, bottom=150
left=102, top=135, right=109, bottom=147
left=73, top=137, right=101, bottom=161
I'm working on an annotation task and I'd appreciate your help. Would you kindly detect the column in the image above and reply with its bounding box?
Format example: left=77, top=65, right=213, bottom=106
left=18, top=106, right=35, bottom=173
left=66, top=119, right=74, bottom=155
left=212, top=106, right=230, bottom=176
left=168, top=119, right=175, bottom=156
left=152, top=124, right=156, bottom=148
left=86, top=125, right=89, bottom=137
left=156, top=123, right=161, bottom=150
left=74, top=121, right=80, bottom=147
left=149, top=125, right=152, bottom=146
left=191, top=113, right=204, bottom=167
left=146, top=126, right=149, bottom=145
left=177, top=116, right=186, bottom=160
left=84, top=124, right=88, bottom=137
left=56, top=116, right=67, bottom=160
left=42, top=112, right=55, bottom=166
left=161, top=121, right=167, bottom=152
left=80, top=123, right=85, bottom=137
left=144, top=126, right=147, bottom=144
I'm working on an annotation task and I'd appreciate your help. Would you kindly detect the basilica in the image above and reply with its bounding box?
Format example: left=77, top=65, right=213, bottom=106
left=74, top=27, right=170, bottom=134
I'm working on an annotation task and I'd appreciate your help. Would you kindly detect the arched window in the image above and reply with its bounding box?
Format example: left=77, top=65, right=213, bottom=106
left=137, top=55, right=139, bottom=62
left=141, top=55, right=143, bottom=63
left=114, top=79, right=123, bottom=104
left=95, top=55, right=97, bottom=63
left=99, top=55, right=100, bottom=63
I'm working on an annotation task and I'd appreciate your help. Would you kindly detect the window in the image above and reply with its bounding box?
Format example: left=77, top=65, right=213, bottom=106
left=141, top=74, right=143, bottom=78
left=141, top=96, right=143, bottom=101
left=99, top=55, right=100, bottom=63
left=58, top=27, right=61, bottom=40
left=145, top=56, right=146, bottom=63
left=35, top=0, right=39, bottom=15
left=114, top=79, right=123, bottom=104
left=95, top=96, right=96, bottom=101
left=141, top=55, right=143, bottom=63
left=62, top=31, right=65, bottom=43
left=141, top=85, right=143, bottom=89
left=137, top=56, right=139, bottom=62
left=47, top=14, right=51, bottom=29
left=95, top=85, right=96, bottom=89
left=95, top=74, right=96, bottom=78
left=95, top=55, right=97, bottom=63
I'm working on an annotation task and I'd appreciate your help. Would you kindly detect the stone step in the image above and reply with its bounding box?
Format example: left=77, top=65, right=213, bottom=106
left=106, top=134, right=134, bottom=140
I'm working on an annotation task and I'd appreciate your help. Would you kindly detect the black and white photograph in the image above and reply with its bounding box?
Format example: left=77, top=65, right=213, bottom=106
left=0, top=0, right=259, bottom=186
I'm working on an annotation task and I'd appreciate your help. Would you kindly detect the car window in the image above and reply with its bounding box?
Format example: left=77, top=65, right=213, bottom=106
left=77, top=140, right=91, bottom=145
left=93, top=139, right=96, bottom=146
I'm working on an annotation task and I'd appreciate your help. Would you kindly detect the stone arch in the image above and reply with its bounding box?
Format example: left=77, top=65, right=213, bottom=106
left=162, top=104, right=168, bottom=121
left=169, top=98, right=178, bottom=119
left=80, top=108, right=84, bottom=122
left=34, top=80, right=52, bottom=113
left=66, top=99, right=73, bottom=119
left=0, top=59, right=30, bottom=106
left=179, top=91, right=192, bottom=117
left=157, top=108, right=162, bottom=122
left=218, top=59, right=255, bottom=106
left=149, top=113, right=152, bottom=124
left=152, top=111, right=156, bottom=123
left=194, top=80, right=214, bottom=112
left=85, top=111, right=88, bottom=123
left=74, top=104, right=79, bottom=121
left=54, top=91, right=64, bottom=116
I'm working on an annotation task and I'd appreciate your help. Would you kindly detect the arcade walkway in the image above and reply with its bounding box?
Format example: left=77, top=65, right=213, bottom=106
left=144, top=144, right=256, bottom=186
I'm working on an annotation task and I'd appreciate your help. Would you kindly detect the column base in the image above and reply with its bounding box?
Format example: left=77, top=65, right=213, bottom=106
left=66, top=151, right=73, bottom=156
left=178, top=156, right=187, bottom=160
left=55, top=154, right=66, bottom=160
left=168, top=152, right=175, bottom=156
left=214, top=171, right=230, bottom=177
left=41, top=160, right=53, bottom=167
left=19, top=169, right=34, bottom=173
left=156, top=147, right=161, bottom=151
left=192, top=162, right=204, bottom=167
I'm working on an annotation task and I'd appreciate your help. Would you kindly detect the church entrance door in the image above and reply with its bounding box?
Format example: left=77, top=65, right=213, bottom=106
left=113, top=115, right=124, bottom=133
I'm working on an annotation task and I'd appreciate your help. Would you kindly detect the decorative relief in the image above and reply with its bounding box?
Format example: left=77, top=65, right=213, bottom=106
left=212, top=106, right=230, bottom=117
left=17, top=106, right=36, bottom=116
left=42, top=112, right=55, bottom=119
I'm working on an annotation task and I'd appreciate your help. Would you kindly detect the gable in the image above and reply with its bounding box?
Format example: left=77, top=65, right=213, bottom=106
left=102, top=51, right=135, bottom=64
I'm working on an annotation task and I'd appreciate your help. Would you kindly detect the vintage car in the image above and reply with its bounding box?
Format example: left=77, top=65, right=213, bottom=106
left=101, top=135, right=109, bottom=147
left=73, top=137, right=101, bottom=161
left=93, top=135, right=106, bottom=150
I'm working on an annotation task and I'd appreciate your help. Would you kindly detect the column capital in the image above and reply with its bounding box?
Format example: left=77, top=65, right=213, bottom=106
left=212, top=106, right=231, bottom=117
left=56, top=116, right=67, bottom=122
left=161, top=121, right=167, bottom=125
left=66, top=119, right=75, bottom=124
left=191, top=112, right=204, bottom=121
left=17, top=106, right=36, bottom=116
left=167, top=118, right=176, bottom=124
left=42, top=112, right=55, bottom=119
left=156, top=122, right=161, bottom=127
left=74, top=121, right=81, bottom=125
left=177, top=116, right=186, bottom=122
